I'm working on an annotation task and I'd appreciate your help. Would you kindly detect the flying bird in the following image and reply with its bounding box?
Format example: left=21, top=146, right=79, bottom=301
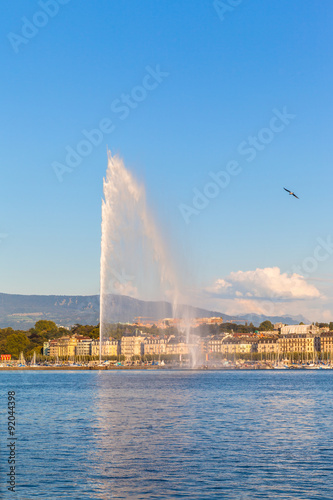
left=283, top=188, right=299, bottom=199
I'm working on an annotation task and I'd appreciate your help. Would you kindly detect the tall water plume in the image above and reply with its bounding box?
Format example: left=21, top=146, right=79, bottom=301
left=100, top=152, right=178, bottom=354
left=100, top=151, right=202, bottom=365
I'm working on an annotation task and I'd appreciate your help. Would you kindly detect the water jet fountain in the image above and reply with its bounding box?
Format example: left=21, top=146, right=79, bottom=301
left=99, top=151, right=200, bottom=366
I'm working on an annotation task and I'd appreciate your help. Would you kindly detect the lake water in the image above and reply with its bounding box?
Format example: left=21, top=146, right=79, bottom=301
left=1, top=370, right=333, bottom=499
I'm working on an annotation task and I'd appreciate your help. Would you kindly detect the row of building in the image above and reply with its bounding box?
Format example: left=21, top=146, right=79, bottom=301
left=208, top=325, right=328, bottom=356
left=43, top=333, right=194, bottom=359
left=43, top=324, right=333, bottom=360
left=208, top=335, right=322, bottom=356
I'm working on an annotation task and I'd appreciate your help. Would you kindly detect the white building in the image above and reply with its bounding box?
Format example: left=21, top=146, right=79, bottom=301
left=121, top=335, right=145, bottom=359
left=280, top=324, right=319, bottom=336
left=75, top=337, right=92, bottom=356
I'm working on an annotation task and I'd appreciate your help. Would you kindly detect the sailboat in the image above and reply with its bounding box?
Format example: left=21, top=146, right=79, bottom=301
left=19, top=351, right=26, bottom=366
left=273, top=347, right=289, bottom=369
left=30, top=351, right=37, bottom=367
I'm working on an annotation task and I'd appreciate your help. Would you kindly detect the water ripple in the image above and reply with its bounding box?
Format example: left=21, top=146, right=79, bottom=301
left=1, top=370, right=333, bottom=499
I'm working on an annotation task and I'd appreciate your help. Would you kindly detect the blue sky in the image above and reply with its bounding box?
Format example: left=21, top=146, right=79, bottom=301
left=1, top=0, right=333, bottom=321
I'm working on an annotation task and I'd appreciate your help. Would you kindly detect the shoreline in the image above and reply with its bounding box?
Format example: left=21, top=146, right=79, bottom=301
left=0, top=365, right=331, bottom=371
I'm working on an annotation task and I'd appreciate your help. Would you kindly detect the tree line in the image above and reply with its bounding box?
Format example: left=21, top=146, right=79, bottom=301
left=2, top=319, right=333, bottom=359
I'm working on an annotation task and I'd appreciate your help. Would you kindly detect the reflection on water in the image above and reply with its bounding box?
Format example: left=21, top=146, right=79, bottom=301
left=1, top=371, right=333, bottom=499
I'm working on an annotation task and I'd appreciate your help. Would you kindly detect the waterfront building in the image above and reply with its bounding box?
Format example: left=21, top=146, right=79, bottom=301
left=319, top=332, right=333, bottom=356
left=48, top=334, right=91, bottom=357
left=143, top=337, right=168, bottom=356
left=143, top=335, right=200, bottom=357
left=121, top=335, right=145, bottom=359
left=257, top=337, right=279, bottom=354
left=91, top=339, right=119, bottom=357
left=165, top=337, right=190, bottom=355
left=57, top=336, right=77, bottom=357
left=278, top=334, right=320, bottom=356
left=208, top=335, right=227, bottom=354
left=75, top=337, right=92, bottom=356
left=208, top=337, right=257, bottom=356
left=49, top=339, right=58, bottom=357
left=237, top=340, right=258, bottom=354
left=221, top=340, right=241, bottom=356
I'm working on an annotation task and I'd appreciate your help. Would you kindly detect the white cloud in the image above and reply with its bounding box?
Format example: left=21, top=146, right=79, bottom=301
left=207, top=266, right=320, bottom=301
left=194, top=266, right=333, bottom=322
left=207, top=278, right=231, bottom=293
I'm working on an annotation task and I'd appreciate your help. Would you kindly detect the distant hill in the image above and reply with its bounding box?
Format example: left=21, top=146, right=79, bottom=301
left=232, top=312, right=309, bottom=327
left=0, top=293, right=308, bottom=330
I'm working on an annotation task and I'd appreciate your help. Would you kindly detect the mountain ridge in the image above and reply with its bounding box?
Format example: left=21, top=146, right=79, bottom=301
left=0, top=293, right=308, bottom=329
